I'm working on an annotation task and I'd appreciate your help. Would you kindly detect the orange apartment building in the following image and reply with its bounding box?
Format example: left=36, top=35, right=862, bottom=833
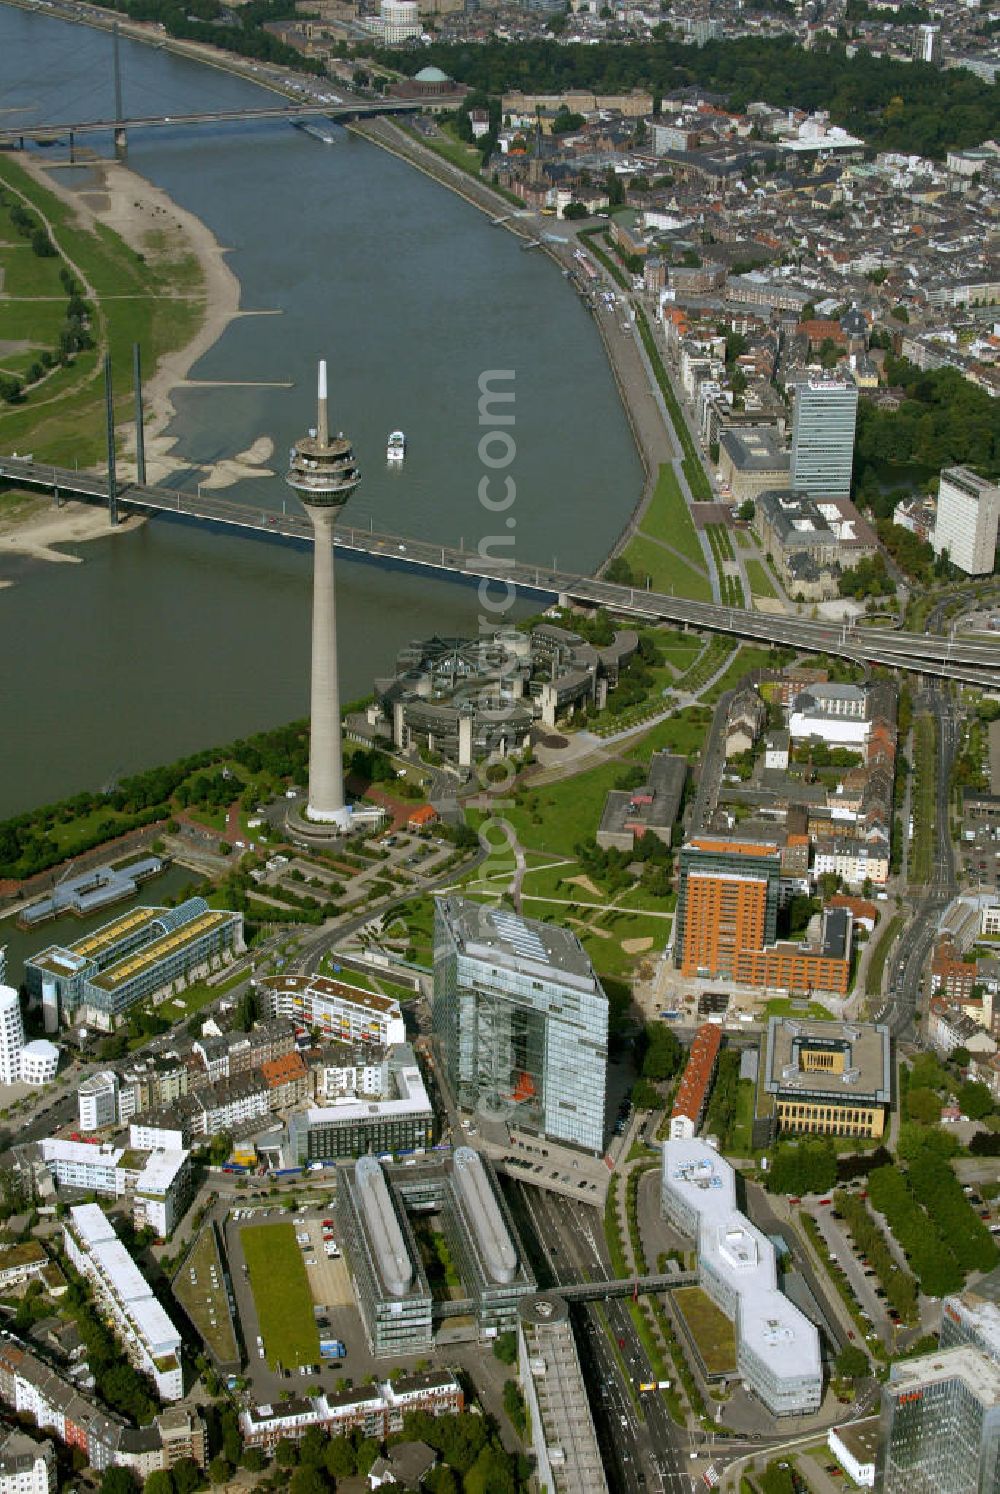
left=676, top=837, right=851, bottom=995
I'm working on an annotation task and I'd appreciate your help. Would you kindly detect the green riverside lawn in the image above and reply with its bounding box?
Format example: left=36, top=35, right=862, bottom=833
left=0, top=155, right=204, bottom=464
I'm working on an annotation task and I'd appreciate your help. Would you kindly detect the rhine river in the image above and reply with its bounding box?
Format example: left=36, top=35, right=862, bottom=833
left=0, top=6, right=642, bottom=817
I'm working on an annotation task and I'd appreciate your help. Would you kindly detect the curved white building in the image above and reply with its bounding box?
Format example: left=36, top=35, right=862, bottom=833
left=0, top=986, right=24, bottom=1087
left=356, top=1155, right=414, bottom=1300
left=453, top=1147, right=518, bottom=1286
left=19, top=1040, right=59, bottom=1087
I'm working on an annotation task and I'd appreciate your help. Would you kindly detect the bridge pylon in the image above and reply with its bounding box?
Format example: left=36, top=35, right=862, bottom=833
left=104, top=353, right=118, bottom=526
left=112, top=23, right=126, bottom=158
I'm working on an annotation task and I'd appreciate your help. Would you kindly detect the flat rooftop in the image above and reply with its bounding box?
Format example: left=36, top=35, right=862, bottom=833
left=830, top=1415, right=880, bottom=1465
left=519, top=1295, right=608, bottom=1494
left=888, top=1346, right=1000, bottom=1403
left=662, top=1139, right=821, bottom=1387
left=764, top=1017, right=891, bottom=1104
left=438, top=896, right=599, bottom=989
left=719, top=426, right=790, bottom=472
left=90, top=909, right=231, bottom=991
left=72, top=906, right=162, bottom=961
left=264, top=973, right=401, bottom=1019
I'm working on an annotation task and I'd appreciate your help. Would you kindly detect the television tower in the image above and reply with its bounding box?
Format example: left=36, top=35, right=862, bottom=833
left=286, top=360, right=361, bottom=833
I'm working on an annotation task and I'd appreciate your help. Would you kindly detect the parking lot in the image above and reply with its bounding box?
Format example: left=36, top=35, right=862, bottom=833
left=223, top=1201, right=385, bottom=1393
left=808, top=1200, right=897, bottom=1347
left=291, top=1216, right=355, bottom=1308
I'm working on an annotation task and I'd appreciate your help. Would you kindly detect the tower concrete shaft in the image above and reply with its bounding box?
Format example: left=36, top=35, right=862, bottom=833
left=306, top=505, right=347, bottom=824
left=286, top=359, right=361, bottom=834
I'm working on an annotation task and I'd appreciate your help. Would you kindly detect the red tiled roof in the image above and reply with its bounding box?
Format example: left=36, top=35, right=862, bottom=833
left=671, top=1023, right=723, bottom=1123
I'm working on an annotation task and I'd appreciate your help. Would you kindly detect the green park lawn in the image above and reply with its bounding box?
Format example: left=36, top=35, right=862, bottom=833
left=637, top=466, right=707, bottom=568
left=241, top=1224, right=319, bottom=1372
left=622, top=533, right=714, bottom=602
left=745, top=559, right=779, bottom=599
left=629, top=707, right=713, bottom=762
left=498, top=761, right=633, bottom=858
left=701, top=645, right=776, bottom=704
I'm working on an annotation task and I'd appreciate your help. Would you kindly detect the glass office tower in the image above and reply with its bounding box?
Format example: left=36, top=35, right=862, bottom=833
left=433, top=897, right=608, bottom=1154
left=877, top=1346, right=1000, bottom=1494
left=790, top=375, right=858, bottom=498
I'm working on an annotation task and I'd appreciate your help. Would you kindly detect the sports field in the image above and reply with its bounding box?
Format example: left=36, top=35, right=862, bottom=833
left=241, top=1223, right=320, bottom=1371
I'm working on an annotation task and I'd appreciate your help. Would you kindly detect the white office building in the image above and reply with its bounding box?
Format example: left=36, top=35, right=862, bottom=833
left=40, top=1139, right=190, bottom=1238
left=379, top=0, right=420, bottom=42
left=661, top=1139, right=822, bottom=1416
left=63, top=1204, right=183, bottom=1401
left=0, top=1430, right=56, bottom=1494
left=790, top=375, right=858, bottom=499
left=932, top=467, right=1000, bottom=575
left=78, top=1071, right=119, bottom=1132
left=0, top=987, right=24, bottom=1087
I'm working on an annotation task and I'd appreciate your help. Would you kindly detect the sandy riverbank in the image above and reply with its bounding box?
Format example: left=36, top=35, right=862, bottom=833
left=0, top=491, right=140, bottom=564
left=14, top=153, right=275, bottom=490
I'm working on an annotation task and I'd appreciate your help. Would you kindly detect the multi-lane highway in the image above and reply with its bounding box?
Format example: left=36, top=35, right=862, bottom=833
left=515, top=1179, right=687, bottom=1493
left=513, top=1182, right=779, bottom=1493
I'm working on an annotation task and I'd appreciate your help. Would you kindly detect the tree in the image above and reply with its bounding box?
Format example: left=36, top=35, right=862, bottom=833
left=298, top=1427, right=328, bottom=1468
left=907, top=1087, right=942, bottom=1124
left=642, top=1023, right=682, bottom=1081
left=737, top=499, right=755, bottom=521
left=959, top=1081, right=994, bottom=1121
left=492, top=1330, right=517, bottom=1364
left=275, top=1439, right=300, bottom=1469
left=632, top=1077, right=661, bottom=1110
left=835, top=1343, right=869, bottom=1380
left=424, top=1466, right=461, bottom=1494
left=325, top=1436, right=356, bottom=1478
left=464, top=1444, right=519, bottom=1494
left=221, top=1423, right=242, bottom=1465
left=289, top=1468, right=331, bottom=1494
left=208, top=1457, right=231, bottom=1485
left=143, top=1475, right=174, bottom=1494
left=242, top=1448, right=267, bottom=1472
left=951, top=1046, right=971, bottom=1069
left=355, top=1438, right=382, bottom=1476
left=100, top=1472, right=138, bottom=1494
left=170, top=1460, right=201, bottom=1494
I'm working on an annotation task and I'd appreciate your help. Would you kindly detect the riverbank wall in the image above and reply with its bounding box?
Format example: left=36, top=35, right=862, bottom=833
left=351, top=116, right=674, bottom=571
